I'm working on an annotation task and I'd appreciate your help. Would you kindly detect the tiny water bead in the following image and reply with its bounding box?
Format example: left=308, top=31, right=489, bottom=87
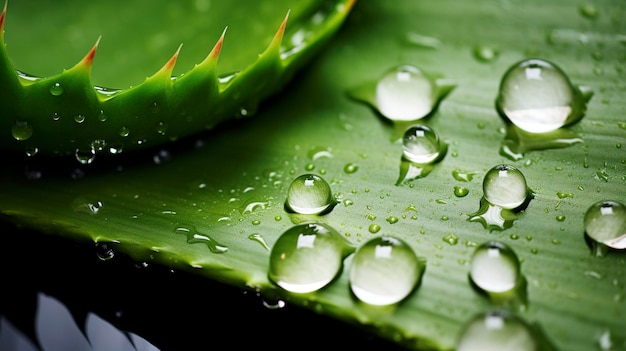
left=268, top=223, right=354, bottom=293
left=584, top=200, right=626, bottom=250
left=456, top=310, right=538, bottom=351
left=402, top=124, right=443, bottom=164
left=375, top=65, right=436, bottom=121
left=483, top=164, right=529, bottom=210
left=349, top=236, right=422, bottom=306
left=286, top=174, right=334, bottom=215
left=470, top=241, right=521, bottom=294
left=496, top=58, right=588, bottom=133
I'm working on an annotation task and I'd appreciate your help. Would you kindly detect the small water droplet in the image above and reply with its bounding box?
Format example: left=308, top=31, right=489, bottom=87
left=456, top=310, right=537, bottom=351
left=25, top=146, right=38, bottom=157
left=268, top=223, right=354, bottom=293
left=109, top=144, right=124, bottom=154
left=556, top=215, right=566, bottom=222
left=368, top=223, right=381, bottom=233
left=174, top=225, right=228, bottom=253
left=483, top=164, right=529, bottom=209
left=72, top=198, right=104, bottom=215
left=248, top=233, right=270, bottom=250
left=584, top=200, right=626, bottom=253
left=349, top=236, right=423, bottom=305
left=454, top=186, right=470, bottom=197
left=74, top=114, right=85, bottom=124
left=98, top=110, right=107, bottom=122
left=402, top=124, right=444, bottom=163
left=386, top=216, right=399, bottom=224
left=95, top=242, right=115, bottom=261
left=375, top=65, right=437, bottom=121
left=344, top=163, right=359, bottom=174
left=443, top=233, right=458, bottom=245
left=49, top=82, right=63, bottom=96
left=75, top=147, right=96, bottom=164
left=12, top=121, right=33, bottom=141
left=496, top=58, right=589, bottom=133
left=156, top=121, right=168, bottom=135
left=452, top=169, right=477, bottom=182
left=473, top=44, right=499, bottom=62
left=119, top=127, right=130, bottom=137
left=285, top=174, right=334, bottom=215
left=579, top=4, right=599, bottom=19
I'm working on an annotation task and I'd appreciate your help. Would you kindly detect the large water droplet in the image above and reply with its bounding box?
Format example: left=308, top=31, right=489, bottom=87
left=470, top=241, right=521, bottom=294
left=375, top=65, right=436, bottom=121
left=456, top=310, right=538, bottom=351
left=584, top=200, right=626, bottom=253
left=268, top=223, right=354, bottom=293
left=12, top=121, right=33, bottom=141
left=285, top=174, right=334, bottom=215
left=349, top=236, right=423, bottom=305
left=496, top=58, right=588, bottom=133
left=402, top=124, right=443, bottom=163
left=483, top=164, right=529, bottom=209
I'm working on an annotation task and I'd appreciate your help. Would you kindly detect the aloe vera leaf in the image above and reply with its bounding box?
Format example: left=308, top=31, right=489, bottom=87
left=1, top=0, right=626, bottom=350
left=0, top=0, right=355, bottom=158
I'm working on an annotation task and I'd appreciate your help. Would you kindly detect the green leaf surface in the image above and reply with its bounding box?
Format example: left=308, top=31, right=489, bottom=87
left=1, top=0, right=625, bottom=350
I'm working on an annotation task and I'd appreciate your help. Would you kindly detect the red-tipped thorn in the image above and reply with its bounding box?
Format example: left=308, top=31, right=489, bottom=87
left=157, top=43, right=183, bottom=76
left=81, top=35, right=101, bottom=68
left=208, top=27, right=227, bottom=60
left=272, top=10, right=290, bottom=46
left=0, top=1, right=8, bottom=36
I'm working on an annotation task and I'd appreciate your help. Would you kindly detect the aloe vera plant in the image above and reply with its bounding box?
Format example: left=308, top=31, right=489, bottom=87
left=1, top=0, right=625, bottom=350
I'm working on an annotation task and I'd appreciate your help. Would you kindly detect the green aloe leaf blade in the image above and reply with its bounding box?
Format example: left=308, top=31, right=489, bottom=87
left=1, top=0, right=625, bottom=350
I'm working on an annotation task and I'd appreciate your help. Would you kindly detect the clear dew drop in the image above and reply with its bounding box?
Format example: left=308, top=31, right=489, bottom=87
left=49, top=82, right=63, bottom=96
left=470, top=241, right=521, bottom=294
left=74, top=114, right=85, bottom=124
left=402, top=124, right=442, bottom=163
left=119, top=126, right=130, bottom=137
left=95, top=242, right=115, bottom=261
left=11, top=121, right=33, bottom=141
left=456, top=310, right=538, bottom=351
left=375, top=65, right=436, bottom=121
left=286, top=174, right=334, bottom=215
left=454, top=185, right=470, bottom=197
left=268, top=223, right=353, bottom=293
left=349, top=236, right=422, bottom=306
left=496, top=58, right=587, bottom=133
left=483, top=164, right=528, bottom=209
left=584, top=200, right=626, bottom=251
left=473, top=44, right=499, bottom=62
left=75, top=147, right=96, bottom=165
